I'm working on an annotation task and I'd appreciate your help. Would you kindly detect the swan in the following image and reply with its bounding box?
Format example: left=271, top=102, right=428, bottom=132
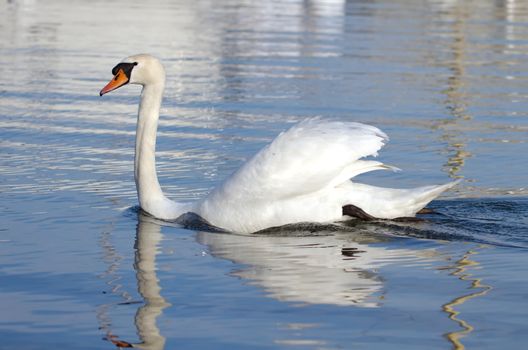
left=100, top=54, right=459, bottom=233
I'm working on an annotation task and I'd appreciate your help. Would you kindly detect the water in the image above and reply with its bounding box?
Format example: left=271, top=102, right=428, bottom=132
left=1, top=0, right=527, bottom=349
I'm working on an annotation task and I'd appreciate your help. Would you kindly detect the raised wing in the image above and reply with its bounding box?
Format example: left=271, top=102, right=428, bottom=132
left=213, top=117, right=388, bottom=201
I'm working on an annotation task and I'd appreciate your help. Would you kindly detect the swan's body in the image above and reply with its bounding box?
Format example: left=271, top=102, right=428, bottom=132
left=101, top=54, right=458, bottom=233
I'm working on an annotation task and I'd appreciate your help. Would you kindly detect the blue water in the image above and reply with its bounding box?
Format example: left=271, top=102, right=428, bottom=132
left=1, top=0, right=528, bottom=349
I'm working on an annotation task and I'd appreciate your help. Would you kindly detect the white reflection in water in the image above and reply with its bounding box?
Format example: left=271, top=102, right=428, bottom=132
left=100, top=213, right=170, bottom=350
left=131, top=215, right=170, bottom=350
left=197, top=229, right=439, bottom=307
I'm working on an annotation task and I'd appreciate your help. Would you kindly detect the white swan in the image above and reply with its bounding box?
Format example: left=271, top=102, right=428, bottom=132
left=100, top=54, right=458, bottom=233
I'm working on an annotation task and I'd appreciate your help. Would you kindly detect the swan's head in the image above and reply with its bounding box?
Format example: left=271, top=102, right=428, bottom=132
left=100, top=54, right=165, bottom=96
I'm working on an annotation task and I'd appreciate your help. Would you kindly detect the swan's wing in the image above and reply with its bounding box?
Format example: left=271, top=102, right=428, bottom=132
left=215, top=117, right=388, bottom=200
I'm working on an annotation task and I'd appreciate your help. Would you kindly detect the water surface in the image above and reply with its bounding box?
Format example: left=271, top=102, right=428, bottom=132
left=1, top=0, right=528, bottom=349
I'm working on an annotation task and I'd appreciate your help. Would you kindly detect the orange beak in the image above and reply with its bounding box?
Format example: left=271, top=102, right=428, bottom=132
left=100, top=69, right=129, bottom=96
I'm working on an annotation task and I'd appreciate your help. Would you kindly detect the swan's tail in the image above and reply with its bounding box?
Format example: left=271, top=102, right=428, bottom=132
left=342, top=180, right=461, bottom=219
left=402, top=180, right=461, bottom=215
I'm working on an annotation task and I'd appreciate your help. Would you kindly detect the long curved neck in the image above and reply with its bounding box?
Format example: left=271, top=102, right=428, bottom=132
left=135, top=82, right=166, bottom=211
left=134, top=78, right=192, bottom=219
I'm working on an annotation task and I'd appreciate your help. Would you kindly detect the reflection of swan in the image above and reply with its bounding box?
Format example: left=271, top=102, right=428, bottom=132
left=131, top=213, right=170, bottom=350
left=108, top=213, right=169, bottom=349
left=197, top=229, right=438, bottom=307
left=100, top=54, right=458, bottom=233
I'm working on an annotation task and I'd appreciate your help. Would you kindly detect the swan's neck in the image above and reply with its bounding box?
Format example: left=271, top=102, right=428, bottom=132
left=135, top=83, right=164, bottom=201
left=135, top=82, right=186, bottom=218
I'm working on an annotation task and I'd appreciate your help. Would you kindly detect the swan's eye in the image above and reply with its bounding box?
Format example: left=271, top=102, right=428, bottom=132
left=111, top=62, right=137, bottom=78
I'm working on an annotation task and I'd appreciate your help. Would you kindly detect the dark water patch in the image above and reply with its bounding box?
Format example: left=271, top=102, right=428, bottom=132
left=428, top=198, right=528, bottom=247
left=256, top=222, right=350, bottom=236
left=175, top=212, right=229, bottom=233
left=124, top=206, right=228, bottom=233
left=343, top=198, right=528, bottom=248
